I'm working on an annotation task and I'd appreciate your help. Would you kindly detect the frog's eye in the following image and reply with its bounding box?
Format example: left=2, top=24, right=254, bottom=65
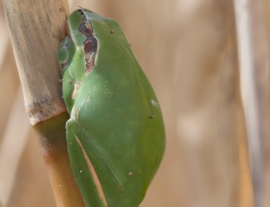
left=78, top=9, right=84, bottom=15
left=79, top=22, right=93, bottom=35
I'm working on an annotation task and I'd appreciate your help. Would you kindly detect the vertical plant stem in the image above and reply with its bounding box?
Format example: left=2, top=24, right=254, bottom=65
left=2, top=0, right=85, bottom=206
left=34, top=113, right=85, bottom=207
left=212, top=1, right=254, bottom=206
left=233, top=0, right=270, bottom=206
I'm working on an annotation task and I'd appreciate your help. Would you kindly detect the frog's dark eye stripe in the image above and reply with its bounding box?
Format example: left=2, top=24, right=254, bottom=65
left=84, top=37, right=97, bottom=74
left=83, top=36, right=97, bottom=74
left=79, top=21, right=93, bottom=35
left=77, top=9, right=93, bottom=35
left=76, top=9, right=98, bottom=74
left=84, top=38, right=97, bottom=54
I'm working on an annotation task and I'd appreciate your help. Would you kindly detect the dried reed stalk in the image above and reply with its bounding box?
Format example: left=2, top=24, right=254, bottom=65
left=233, top=0, right=270, bottom=206
left=2, top=0, right=85, bottom=206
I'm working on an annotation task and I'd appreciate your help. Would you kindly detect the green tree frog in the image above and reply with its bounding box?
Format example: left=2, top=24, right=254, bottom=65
left=57, top=8, right=165, bottom=207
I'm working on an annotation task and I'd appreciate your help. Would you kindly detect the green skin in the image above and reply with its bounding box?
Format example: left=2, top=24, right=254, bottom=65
left=57, top=9, right=165, bottom=207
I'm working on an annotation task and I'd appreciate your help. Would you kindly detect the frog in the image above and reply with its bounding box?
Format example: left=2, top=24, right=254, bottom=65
left=57, top=8, right=166, bottom=207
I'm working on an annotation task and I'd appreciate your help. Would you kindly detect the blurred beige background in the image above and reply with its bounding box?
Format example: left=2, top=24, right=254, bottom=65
left=0, top=0, right=257, bottom=206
